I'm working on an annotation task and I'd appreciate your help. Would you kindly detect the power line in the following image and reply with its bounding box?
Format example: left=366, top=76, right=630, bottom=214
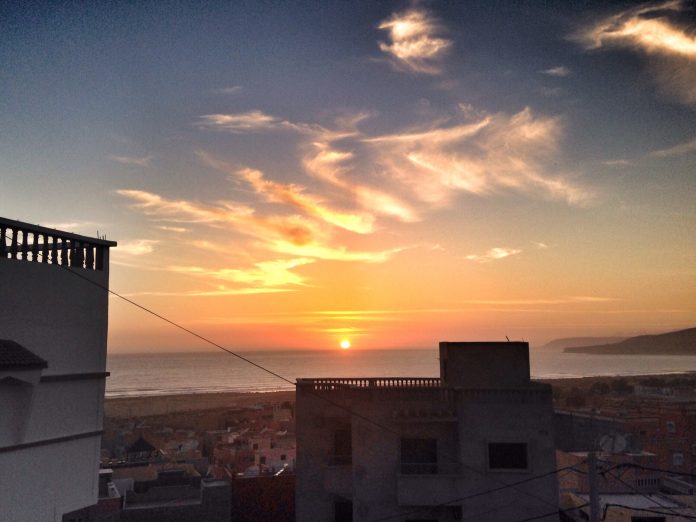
left=9, top=242, right=564, bottom=516
left=603, top=503, right=696, bottom=521
left=604, top=468, right=692, bottom=520
left=510, top=503, right=590, bottom=522
left=369, top=463, right=585, bottom=522
left=601, top=461, right=696, bottom=479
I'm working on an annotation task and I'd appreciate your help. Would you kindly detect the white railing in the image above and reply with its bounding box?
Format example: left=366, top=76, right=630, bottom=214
left=0, top=217, right=116, bottom=271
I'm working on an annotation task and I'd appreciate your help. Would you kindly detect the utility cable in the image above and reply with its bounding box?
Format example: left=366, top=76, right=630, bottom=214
left=369, top=463, right=585, bottom=522
left=6, top=240, right=566, bottom=516
left=604, top=468, right=691, bottom=520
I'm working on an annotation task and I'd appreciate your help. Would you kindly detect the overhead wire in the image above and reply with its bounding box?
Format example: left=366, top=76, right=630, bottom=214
left=7, top=239, right=577, bottom=519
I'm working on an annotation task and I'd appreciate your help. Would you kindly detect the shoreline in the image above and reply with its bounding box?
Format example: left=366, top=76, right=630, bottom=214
left=104, top=371, right=696, bottom=419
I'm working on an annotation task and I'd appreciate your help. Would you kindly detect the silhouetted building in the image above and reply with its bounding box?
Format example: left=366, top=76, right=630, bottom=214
left=0, top=218, right=116, bottom=521
left=296, top=341, right=558, bottom=521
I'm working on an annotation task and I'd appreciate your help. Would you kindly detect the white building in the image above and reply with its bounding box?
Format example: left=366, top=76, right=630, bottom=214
left=296, top=341, right=559, bottom=522
left=0, top=218, right=116, bottom=522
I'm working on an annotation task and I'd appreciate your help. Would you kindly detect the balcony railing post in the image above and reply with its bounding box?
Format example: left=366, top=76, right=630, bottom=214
left=10, top=229, right=19, bottom=259
left=41, top=234, right=49, bottom=263
left=31, top=232, right=39, bottom=262
left=86, top=244, right=94, bottom=269
left=0, top=226, right=6, bottom=257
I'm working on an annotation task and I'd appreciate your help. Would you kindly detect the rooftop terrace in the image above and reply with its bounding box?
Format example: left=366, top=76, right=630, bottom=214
left=0, top=217, right=116, bottom=271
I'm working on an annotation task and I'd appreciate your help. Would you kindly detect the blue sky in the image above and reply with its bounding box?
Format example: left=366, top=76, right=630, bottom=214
left=2, top=1, right=695, bottom=350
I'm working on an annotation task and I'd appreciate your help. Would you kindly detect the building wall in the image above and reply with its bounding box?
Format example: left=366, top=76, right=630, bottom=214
left=297, top=383, right=558, bottom=522
left=0, top=247, right=111, bottom=522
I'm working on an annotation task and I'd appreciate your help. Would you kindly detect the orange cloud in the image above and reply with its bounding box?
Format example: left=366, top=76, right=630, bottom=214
left=466, top=247, right=522, bottom=263
left=116, top=189, right=322, bottom=246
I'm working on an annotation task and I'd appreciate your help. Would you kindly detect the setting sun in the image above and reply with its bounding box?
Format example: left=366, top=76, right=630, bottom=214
left=340, top=340, right=351, bottom=350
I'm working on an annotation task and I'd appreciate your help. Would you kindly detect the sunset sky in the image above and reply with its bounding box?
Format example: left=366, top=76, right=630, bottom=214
left=2, top=1, right=695, bottom=351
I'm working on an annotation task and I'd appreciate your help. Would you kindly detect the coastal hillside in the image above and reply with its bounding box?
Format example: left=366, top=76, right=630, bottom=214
left=536, top=336, right=625, bottom=352
left=563, top=327, right=696, bottom=355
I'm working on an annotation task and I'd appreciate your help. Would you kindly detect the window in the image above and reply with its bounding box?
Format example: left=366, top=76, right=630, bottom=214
left=280, top=454, right=287, bottom=461
left=334, top=500, right=352, bottom=522
left=666, top=421, right=676, bottom=433
left=691, top=444, right=696, bottom=457
left=252, top=443, right=259, bottom=450
left=329, top=427, right=352, bottom=465
left=488, top=443, right=528, bottom=470
left=672, top=451, right=684, bottom=466
left=401, top=438, right=437, bottom=474
left=259, top=456, right=267, bottom=465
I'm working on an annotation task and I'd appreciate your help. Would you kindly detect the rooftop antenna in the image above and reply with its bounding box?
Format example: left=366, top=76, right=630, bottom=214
left=505, top=336, right=510, bottom=342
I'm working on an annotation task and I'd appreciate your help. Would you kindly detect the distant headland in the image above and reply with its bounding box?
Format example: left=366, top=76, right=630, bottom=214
left=562, top=327, right=696, bottom=355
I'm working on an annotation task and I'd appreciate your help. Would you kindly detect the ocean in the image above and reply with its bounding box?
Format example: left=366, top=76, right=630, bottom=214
left=105, top=349, right=696, bottom=398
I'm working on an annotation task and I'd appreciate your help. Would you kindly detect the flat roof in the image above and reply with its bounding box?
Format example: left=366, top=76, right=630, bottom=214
left=0, top=217, right=117, bottom=247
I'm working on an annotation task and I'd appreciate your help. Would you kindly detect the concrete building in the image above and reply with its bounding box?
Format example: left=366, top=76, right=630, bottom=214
left=296, top=341, right=559, bottom=522
left=0, top=218, right=116, bottom=522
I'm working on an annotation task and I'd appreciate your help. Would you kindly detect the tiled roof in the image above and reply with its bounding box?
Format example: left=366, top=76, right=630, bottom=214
left=0, top=339, right=48, bottom=370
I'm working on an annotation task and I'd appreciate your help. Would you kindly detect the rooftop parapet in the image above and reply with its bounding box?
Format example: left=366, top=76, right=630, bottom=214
left=0, top=217, right=116, bottom=271
left=297, top=377, right=442, bottom=390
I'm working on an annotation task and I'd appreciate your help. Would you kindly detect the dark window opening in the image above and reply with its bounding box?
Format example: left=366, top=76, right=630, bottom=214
left=334, top=500, right=353, bottom=522
left=259, top=456, right=266, bottom=465
left=280, top=454, right=287, bottom=461
left=330, top=427, right=352, bottom=465
left=488, top=443, right=528, bottom=470
left=401, top=438, right=437, bottom=474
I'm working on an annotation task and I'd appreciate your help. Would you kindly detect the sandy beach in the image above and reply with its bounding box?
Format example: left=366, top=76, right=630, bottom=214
left=103, top=372, right=696, bottom=419
left=105, top=390, right=296, bottom=419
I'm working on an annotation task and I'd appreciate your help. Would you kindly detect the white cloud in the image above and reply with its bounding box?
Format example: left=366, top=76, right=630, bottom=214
left=650, top=136, right=696, bottom=157
left=116, top=239, right=158, bottom=256
left=156, top=225, right=188, bottom=233
left=198, top=110, right=315, bottom=133
left=364, top=108, right=593, bottom=206
left=377, top=8, right=452, bottom=74
left=576, top=1, right=696, bottom=106
left=109, top=154, right=153, bottom=167
left=540, top=66, right=571, bottom=77
left=170, top=257, right=314, bottom=288
left=466, top=247, right=522, bottom=263
left=214, top=85, right=243, bottom=95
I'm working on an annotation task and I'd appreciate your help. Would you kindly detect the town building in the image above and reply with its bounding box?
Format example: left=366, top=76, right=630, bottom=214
left=0, top=218, right=116, bottom=521
left=296, top=341, right=559, bottom=522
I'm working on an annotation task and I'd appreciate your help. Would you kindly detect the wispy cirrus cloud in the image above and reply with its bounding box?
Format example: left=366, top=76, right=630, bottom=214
left=377, top=7, right=452, bottom=74
left=115, top=189, right=322, bottom=246
left=109, top=154, right=153, bottom=167
left=170, top=257, right=314, bottom=288
left=576, top=1, right=696, bottom=106
left=156, top=225, right=188, bottom=233
left=115, top=239, right=158, bottom=256
left=364, top=108, right=593, bottom=206
left=303, top=141, right=420, bottom=222
left=198, top=110, right=316, bottom=133
left=269, top=239, right=407, bottom=263
left=197, top=151, right=376, bottom=234
left=462, top=296, right=621, bottom=305
left=650, top=136, right=696, bottom=157
left=540, top=65, right=571, bottom=77
left=214, top=85, right=243, bottom=95
left=116, top=189, right=405, bottom=264
left=236, top=167, right=375, bottom=234
left=466, top=247, right=522, bottom=263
